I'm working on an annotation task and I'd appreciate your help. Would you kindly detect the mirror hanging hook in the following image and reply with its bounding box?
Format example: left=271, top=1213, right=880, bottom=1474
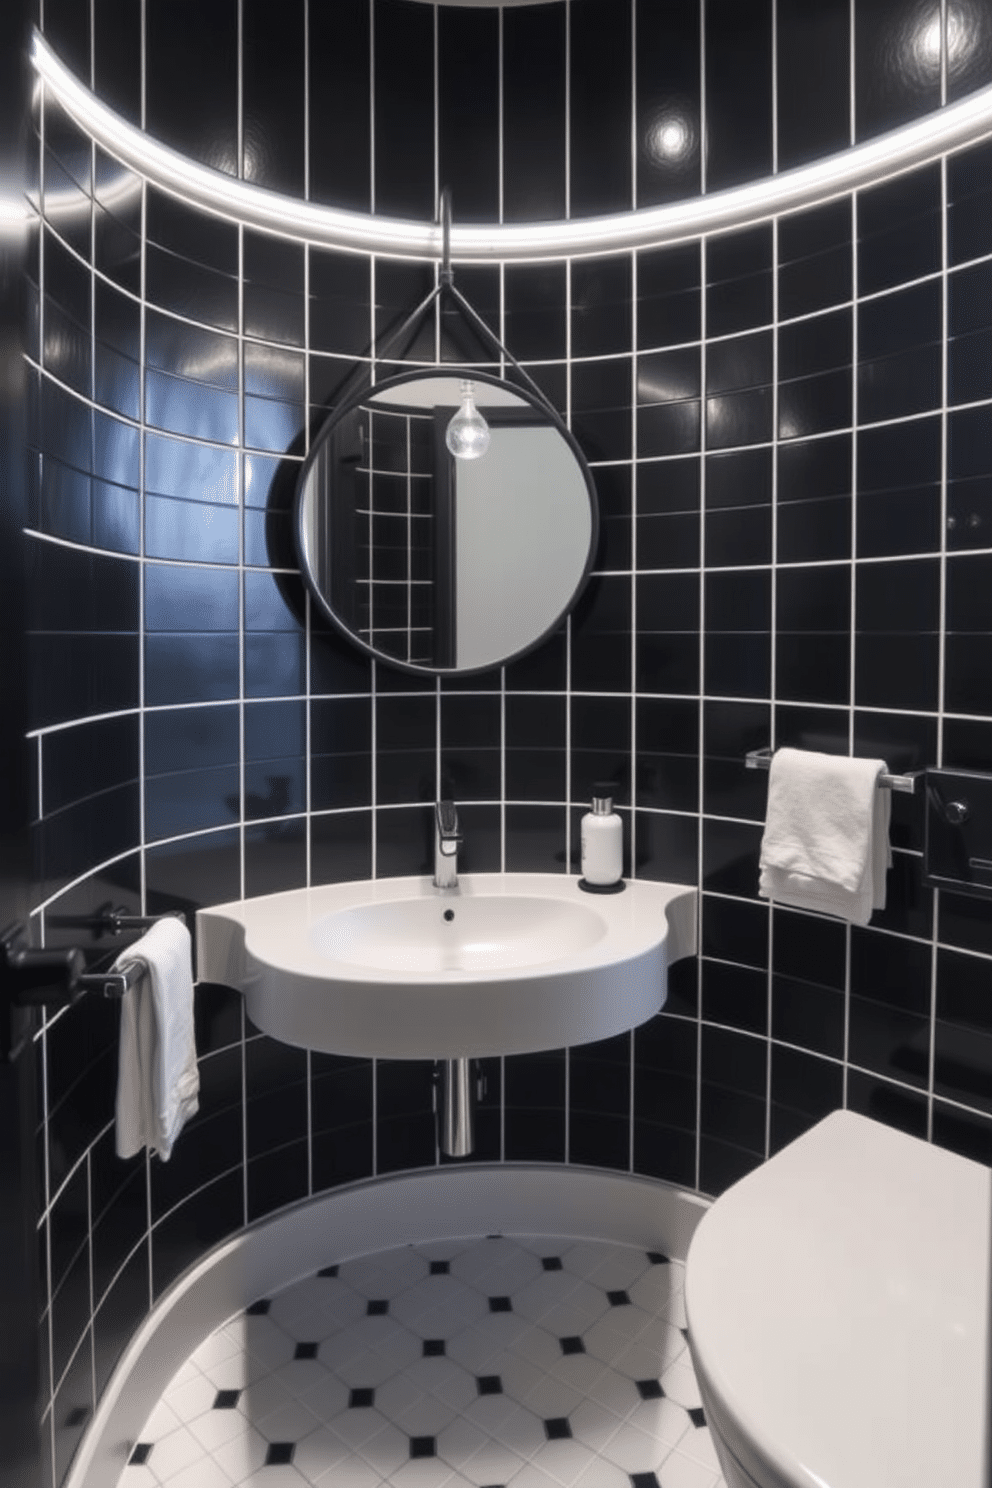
left=439, top=187, right=454, bottom=290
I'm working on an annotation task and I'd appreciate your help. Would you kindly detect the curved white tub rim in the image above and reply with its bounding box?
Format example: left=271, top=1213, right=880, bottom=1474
left=33, top=29, right=992, bottom=261
left=67, top=1164, right=708, bottom=1488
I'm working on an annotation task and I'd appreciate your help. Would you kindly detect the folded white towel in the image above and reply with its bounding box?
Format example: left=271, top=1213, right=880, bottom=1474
left=115, top=918, right=199, bottom=1161
left=758, top=748, right=892, bottom=925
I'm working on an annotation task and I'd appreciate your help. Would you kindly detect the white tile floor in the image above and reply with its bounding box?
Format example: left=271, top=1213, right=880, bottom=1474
left=120, top=1235, right=726, bottom=1488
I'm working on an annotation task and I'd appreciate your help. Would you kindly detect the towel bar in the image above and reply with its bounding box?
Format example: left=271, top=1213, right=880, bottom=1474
left=73, top=958, right=146, bottom=1001
left=744, top=747, right=921, bottom=795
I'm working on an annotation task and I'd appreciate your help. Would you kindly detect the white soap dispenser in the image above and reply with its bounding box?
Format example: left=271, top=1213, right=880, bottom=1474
left=580, top=782, right=625, bottom=892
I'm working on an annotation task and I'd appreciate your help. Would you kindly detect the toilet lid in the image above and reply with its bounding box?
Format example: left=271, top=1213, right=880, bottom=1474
left=684, top=1111, right=991, bottom=1488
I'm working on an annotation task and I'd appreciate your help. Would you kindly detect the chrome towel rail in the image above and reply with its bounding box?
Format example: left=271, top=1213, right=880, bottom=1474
left=745, top=747, right=921, bottom=795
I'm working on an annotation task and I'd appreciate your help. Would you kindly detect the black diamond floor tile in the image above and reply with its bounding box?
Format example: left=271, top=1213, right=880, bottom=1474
left=488, top=1295, right=512, bottom=1312
left=688, top=1405, right=707, bottom=1428
left=646, top=1251, right=669, bottom=1265
left=560, top=1336, right=585, bottom=1355
left=128, top=1444, right=153, bottom=1465
left=477, top=1375, right=502, bottom=1395
left=429, top=1260, right=450, bottom=1275
left=265, top=1443, right=294, bottom=1465
left=544, top=1417, right=572, bottom=1440
left=317, top=1264, right=338, bottom=1278
left=607, top=1289, right=631, bottom=1306
left=245, top=1299, right=271, bottom=1315
left=350, top=1388, right=375, bottom=1408
left=410, top=1435, right=436, bottom=1457
left=213, top=1390, right=241, bottom=1409
left=294, top=1342, right=318, bottom=1360
left=541, top=1256, right=563, bottom=1271
left=367, top=1298, right=388, bottom=1315
left=630, top=1473, right=660, bottom=1488
left=423, top=1339, right=445, bottom=1356
left=636, top=1379, right=663, bottom=1400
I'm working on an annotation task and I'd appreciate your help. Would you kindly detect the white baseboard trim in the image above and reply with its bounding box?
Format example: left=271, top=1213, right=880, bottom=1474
left=70, top=1164, right=709, bottom=1488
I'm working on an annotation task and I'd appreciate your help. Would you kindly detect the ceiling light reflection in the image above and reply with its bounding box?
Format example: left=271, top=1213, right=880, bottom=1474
left=645, top=111, right=694, bottom=165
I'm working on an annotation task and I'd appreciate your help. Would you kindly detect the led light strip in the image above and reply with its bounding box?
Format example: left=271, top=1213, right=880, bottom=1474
left=33, top=30, right=992, bottom=260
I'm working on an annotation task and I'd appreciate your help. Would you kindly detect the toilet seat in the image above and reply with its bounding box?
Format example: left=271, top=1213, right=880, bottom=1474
left=684, top=1110, right=991, bottom=1488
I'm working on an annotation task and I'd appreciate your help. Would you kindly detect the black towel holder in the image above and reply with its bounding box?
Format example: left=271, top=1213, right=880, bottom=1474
left=745, top=747, right=922, bottom=795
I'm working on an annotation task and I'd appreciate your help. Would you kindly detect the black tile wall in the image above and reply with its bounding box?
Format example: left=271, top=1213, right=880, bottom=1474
left=24, top=9, right=992, bottom=1485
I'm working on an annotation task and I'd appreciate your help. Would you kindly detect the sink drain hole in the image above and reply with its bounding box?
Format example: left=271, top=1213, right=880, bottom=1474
left=443, top=909, right=455, bottom=921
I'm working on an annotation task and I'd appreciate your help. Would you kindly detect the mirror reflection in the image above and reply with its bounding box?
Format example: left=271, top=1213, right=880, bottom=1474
left=296, top=370, right=597, bottom=675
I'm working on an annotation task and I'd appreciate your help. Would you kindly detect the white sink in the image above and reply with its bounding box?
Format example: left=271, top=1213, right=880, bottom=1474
left=196, top=873, right=697, bottom=1060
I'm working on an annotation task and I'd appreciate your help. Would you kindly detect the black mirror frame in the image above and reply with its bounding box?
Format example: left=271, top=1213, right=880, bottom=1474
left=294, top=364, right=600, bottom=678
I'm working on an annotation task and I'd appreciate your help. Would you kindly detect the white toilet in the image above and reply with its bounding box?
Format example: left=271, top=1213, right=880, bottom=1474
left=684, top=1109, right=990, bottom=1488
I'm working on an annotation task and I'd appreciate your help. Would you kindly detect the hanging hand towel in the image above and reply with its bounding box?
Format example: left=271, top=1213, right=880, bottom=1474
left=115, top=917, right=199, bottom=1161
left=758, top=747, right=892, bottom=926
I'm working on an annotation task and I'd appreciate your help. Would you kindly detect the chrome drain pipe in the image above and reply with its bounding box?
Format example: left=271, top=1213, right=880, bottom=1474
left=435, top=1059, right=483, bottom=1157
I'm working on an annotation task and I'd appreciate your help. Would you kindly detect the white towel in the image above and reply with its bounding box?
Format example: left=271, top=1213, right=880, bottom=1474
left=115, top=918, right=199, bottom=1161
left=758, top=748, right=892, bottom=926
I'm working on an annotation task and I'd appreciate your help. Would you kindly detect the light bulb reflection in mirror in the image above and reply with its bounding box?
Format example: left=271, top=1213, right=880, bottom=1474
left=445, top=380, right=491, bottom=460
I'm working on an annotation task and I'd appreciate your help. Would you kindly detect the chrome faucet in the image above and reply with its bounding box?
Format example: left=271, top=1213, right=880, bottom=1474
left=434, top=800, right=461, bottom=890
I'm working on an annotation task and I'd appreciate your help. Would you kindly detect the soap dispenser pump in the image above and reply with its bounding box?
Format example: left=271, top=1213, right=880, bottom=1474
left=579, top=782, right=625, bottom=893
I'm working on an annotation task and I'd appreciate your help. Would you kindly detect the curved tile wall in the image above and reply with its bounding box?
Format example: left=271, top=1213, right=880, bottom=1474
left=24, top=4, right=992, bottom=1486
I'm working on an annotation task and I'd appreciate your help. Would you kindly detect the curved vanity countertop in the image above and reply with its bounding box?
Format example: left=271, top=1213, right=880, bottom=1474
left=196, top=873, right=697, bottom=1059
left=684, top=1109, right=991, bottom=1488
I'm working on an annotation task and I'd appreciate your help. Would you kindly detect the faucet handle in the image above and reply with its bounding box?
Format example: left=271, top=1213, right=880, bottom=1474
left=436, top=799, right=460, bottom=837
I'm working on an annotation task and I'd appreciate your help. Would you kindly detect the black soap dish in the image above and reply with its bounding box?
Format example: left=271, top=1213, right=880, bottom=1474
left=577, top=878, right=626, bottom=894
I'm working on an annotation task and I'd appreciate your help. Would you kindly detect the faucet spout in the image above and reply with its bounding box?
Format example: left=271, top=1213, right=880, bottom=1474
left=434, top=800, right=461, bottom=890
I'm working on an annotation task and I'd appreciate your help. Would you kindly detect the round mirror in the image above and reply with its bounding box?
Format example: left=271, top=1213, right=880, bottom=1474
left=295, top=368, right=598, bottom=675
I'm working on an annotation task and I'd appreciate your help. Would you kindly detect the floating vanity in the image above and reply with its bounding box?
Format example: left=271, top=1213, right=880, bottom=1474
left=196, top=874, right=697, bottom=1060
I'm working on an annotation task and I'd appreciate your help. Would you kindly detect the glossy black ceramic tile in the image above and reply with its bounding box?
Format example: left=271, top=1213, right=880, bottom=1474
left=151, top=1054, right=244, bottom=1221
left=858, top=163, right=942, bottom=297
left=92, top=1247, right=148, bottom=1401
left=308, top=0, right=370, bottom=211
left=932, top=1101, right=992, bottom=1167
left=144, top=828, right=241, bottom=918
left=374, top=695, right=435, bottom=807
left=376, top=1060, right=436, bottom=1174
left=769, top=1045, right=843, bottom=1154
left=701, top=894, right=769, bottom=969
left=845, top=1068, right=928, bottom=1139
left=440, top=693, right=500, bottom=803
left=701, top=960, right=767, bottom=1035
left=637, top=510, right=700, bottom=571
left=702, top=699, right=769, bottom=820
left=500, top=266, right=565, bottom=363
left=636, top=347, right=701, bottom=459
left=244, top=700, right=306, bottom=820
left=437, top=7, right=498, bottom=224
left=374, top=261, right=435, bottom=362
left=91, top=0, right=139, bottom=120
left=637, top=456, right=699, bottom=519
left=635, top=0, right=701, bottom=207
left=89, top=1150, right=147, bottom=1306
left=145, top=0, right=238, bottom=173
left=50, top=1243, right=91, bottom=1391
left=948, top=140, right=992, bottom=266
left=53, top=1332, right=94, bottom=1487
left=570, top=694, right=631, bottom=806
left=636, top=572, right=699, bottom=697
left=309, top=251, right=371, bottom=359
left=43, top=0, right=90, bottom=79
left=855, top=0, right=941, bottom=141
left=503, top=805, right=567, bottom=874
left=857, top=280, right=941, bottom=423
left=243, top=234, right=305, bottom=347
left=309, top=811, right=371, bottom=887
left=245, top=1036, right=308, bottom=1162
left=40, top=785, right=141, bottom=903
left=946, top=637, right=992, bottom=718
left=504, top=1050, right=566, bottom=1163
left=778, top=200, right=853, bottom=321
left=772, top=973, right=845, bottom=1060
left=705, top=0, right=772, bottom=190
left=502, top=3, right=566, bottom=222
left=776, top=0, right=850, bottom=168
left=571, top=258, right=633, bottom=359
left=704, top=503, right=770, bottom=570
left=310, top=698, right=372, bottom=811
left=590, top=463, right=631, bottom=572
left=376, top=804, right=433, bottom=879
left=242, top=0, right=304, bottom=196
left=634, top=1014, right=697, bottom=1128
left=856, top=417, right=942, bottom=557
left=144, top=633, right=240, bottom=708
left=935, top=946, right=992, bottom=1114
left=870, top=850, right=932, bottom=939
left=702, top=818, right=763, bottom=898
left=572, top=357, right=633, bottom=463
left=244, top=819, right=307, bottom=897
left=374, top=0, right=435, bottom=222
left=569, top=1034, right=631, bottom=1170
left=699, top=1024, right=767, bottom=1156
left=633, top=810, right=698, bottom=887
left=43, top=713, right=139, bottom=815
left=637, top=244, right=701, bottom=351
left=151, top=1170, right=244, bottom=1301
left=569, top=0, right=632, bottom=217
left=855, top=559, right=940, bottom=711
left=707, top=226, right=774, bottom=341
left=848, top=928, right=932, bottom=1087
left=635, top=696, right=699, bottom=813
left=570, top=574, right=632, bottom=694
